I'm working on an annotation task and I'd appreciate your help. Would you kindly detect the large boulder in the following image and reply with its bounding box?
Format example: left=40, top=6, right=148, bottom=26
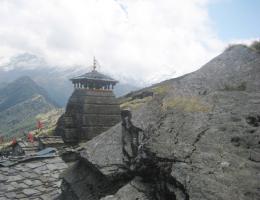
left=136, top=45, right=260, bottom=200
left=60, top=124, right=132, bottom=200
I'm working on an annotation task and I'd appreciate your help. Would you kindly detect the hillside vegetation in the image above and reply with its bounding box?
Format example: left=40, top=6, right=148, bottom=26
left=0, top=76, right=59, bottom=139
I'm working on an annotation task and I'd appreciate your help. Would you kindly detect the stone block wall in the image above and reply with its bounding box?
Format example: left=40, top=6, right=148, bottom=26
left=56, top=90, right=121, bottom=143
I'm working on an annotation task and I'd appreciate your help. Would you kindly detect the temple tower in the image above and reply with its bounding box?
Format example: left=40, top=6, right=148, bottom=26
left=56, top=58, right=121, bottom=143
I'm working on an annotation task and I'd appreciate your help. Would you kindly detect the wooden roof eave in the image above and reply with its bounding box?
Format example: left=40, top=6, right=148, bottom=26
left=70, top=78, right=118, bottom=83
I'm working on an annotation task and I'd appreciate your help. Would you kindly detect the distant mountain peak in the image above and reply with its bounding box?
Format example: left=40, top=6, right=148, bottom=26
left=2, top=53, right=47, bottom=71
left=0, top=76, right=58, bottom=112
left=14, top=75, right=35, bottom=83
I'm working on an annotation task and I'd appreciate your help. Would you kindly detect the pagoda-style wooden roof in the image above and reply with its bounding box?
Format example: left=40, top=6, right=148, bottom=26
left=70, top=70, right=118, bottom=83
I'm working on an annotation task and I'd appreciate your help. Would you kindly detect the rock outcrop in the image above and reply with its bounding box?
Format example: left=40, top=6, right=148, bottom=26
left=61, top=45, right=260, bottom=200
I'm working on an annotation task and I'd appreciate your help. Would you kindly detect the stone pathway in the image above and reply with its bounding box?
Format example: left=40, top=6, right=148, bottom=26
left=0, top=157, right=68, bottom=200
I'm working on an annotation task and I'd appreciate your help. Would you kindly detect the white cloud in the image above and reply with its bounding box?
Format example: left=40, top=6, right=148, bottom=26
left=0, top=0, right=226, bottom=86
left=229, top=38, right=259, bottom=46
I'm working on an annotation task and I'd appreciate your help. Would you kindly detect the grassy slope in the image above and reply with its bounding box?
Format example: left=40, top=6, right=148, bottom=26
left=0, top=95, right=60, bottom=139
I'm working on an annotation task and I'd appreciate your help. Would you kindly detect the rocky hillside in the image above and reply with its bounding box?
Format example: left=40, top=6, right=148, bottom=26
left=61, top=45, right=260, bottom=200
left=0, top=77, right=58, bottom=138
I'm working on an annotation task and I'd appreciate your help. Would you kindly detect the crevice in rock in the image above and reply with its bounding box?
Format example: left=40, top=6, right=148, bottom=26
left=192, top=128, right=210, bottom=146
left=173, top=121, right=186, bottom=145
left=134, top=150, right=190, bottom=200
left=60, top=158, right=133, bottom=200
left=60, top=110, right=191, bottom=200
left=246, top=115, right=260, bottom=127
left=185, top=128, right=210, bottom=160
left=121, top=110, right=190, bottom=200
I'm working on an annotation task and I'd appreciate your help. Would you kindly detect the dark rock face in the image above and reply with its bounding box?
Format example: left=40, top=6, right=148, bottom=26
left=60, top=124, right=132, bottom=200
left=60, top=46, right=260, bottom=200
left=55, top=90, right=121, bottom=143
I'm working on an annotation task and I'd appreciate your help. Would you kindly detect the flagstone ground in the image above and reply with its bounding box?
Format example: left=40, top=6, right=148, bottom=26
left=0, top=157, right=68, bottom=200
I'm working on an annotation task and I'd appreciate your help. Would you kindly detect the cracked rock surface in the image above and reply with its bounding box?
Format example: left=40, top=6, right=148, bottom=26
left=61, top=45, right=260, bottom=200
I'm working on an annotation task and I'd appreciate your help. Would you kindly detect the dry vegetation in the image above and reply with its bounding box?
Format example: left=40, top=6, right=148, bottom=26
left=162, top=96, right=211, bottom=112
left=152, top=84, right=172, bottom=95
left=225, top=40, right=260, bottom=54
left=120, top=96, right=153, bottom=110
left=250, top=40, right=260, bottom=53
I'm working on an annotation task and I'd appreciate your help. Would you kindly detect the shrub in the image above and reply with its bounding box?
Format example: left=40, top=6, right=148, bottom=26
left=152, top=84, right=171, bottom=95
left=223, top=82, right=247, bottom=91
left=120, top=96, right=153, bottom=110
left=162, top=96, right=211, bottom=112
left=250, top=40, right=260, bottom=53
left=224, top=44, right=247, bottom=52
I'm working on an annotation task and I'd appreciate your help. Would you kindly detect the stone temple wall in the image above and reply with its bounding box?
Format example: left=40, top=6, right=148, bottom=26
left=56, top=89, right=121, bottom=143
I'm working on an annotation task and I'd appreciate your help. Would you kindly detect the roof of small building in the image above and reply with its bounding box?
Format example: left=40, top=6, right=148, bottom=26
left=70, top=69, right=118, bottom=83
left=15, top=140, right=39, bottom=155
left=39, top=136, right=64, bottom=145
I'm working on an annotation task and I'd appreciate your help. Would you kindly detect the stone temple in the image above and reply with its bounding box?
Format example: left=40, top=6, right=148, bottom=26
left=56, top=58, right=121, bottom=143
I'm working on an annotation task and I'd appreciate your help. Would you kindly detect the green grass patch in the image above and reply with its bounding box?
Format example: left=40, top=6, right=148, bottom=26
left=120, top=96, right=153, bottom=110
left=162, top=96, right=211, bottom=112
left=152, top=84, right=171, bottom=95
left=223, top=82, right=247, bottom=91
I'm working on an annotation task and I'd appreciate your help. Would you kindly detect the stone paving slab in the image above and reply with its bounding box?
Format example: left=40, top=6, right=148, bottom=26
left=0, top=157, right=68, bottom=200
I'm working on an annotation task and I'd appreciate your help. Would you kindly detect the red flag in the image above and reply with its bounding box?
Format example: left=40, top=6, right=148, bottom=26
left=37, top=120, right=44, bottom=129
left=28, top=132, right=34, bottom=143
left=12, top=137, right=17, bottom=145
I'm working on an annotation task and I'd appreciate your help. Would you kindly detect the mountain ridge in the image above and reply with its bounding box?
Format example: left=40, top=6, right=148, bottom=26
left=0, top=76, right=58, bottom=137
left=0, top=76, right=58, bottom=111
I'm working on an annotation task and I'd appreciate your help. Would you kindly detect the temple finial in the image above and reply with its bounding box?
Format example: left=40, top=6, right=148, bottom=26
left=93, top=56, right=97, bottom=71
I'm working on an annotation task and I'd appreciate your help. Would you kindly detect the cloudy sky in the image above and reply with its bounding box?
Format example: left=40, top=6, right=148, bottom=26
left=0, top=0, right=259, bottom=85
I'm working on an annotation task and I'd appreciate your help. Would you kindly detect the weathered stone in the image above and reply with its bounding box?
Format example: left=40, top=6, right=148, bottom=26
left=0, top=184, right=7, bottom=191
left=6, top=185, right=15, bottom=192
left=49, top=190, right=60, bottom=198
left=18, top=183, right=28, bottom=189
left=100, top=177, right=151, bottom=200
left=22, top=188, right=39, bottom=196
left=24, top=179, right=33, bottom=186
left=34, top=165, right=48, bottom=173
left=21, top=171, right=38, bottom=179
left=0, top=157, right=68, bottom=200
left=10, top=182, right=19, bottom=188
left=55, top=162, right=68, bottom=170
left=40, top=194, right=51, bottom=200
left=55, top=89, right=121, bottom=143
left=79, top=124, right=125, bottom=177
left=0, top=175, right=7, bottom=182
left=32, top=180, right=42, bottom=186
left=7, top=175, right=23, bottom=182
left=26, top=162, right=44, bottom=169
left=46, top=163, right=58, bottom=170
left=15, top=193, right=26, bottom=199
left=5, top=192, right=16, bottom=199
left=37, top=187, right=46, bottom=192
